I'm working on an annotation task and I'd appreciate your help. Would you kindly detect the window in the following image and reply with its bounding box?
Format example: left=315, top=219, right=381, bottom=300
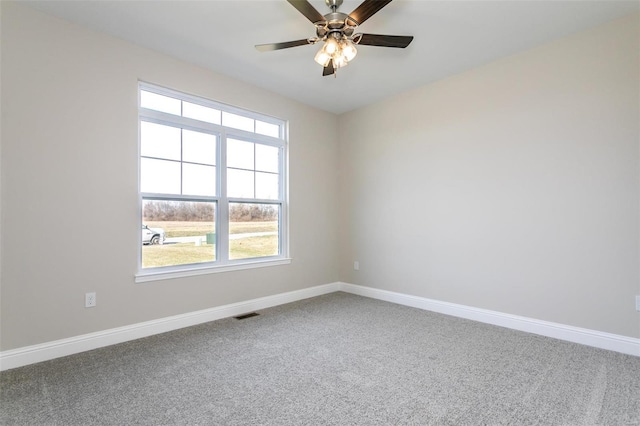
left=137, top=83, right=288, bottom=281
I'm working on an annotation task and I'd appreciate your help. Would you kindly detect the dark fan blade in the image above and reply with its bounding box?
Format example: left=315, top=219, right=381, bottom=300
left=357, top=33, right=413, bottom=48
left=287, top=0, right=325, bottom=24
left=322, top=59, right=335, bottom=76
left=348, top=0, right=393, bottom=26
left=255, top=39, right=312, bottom=52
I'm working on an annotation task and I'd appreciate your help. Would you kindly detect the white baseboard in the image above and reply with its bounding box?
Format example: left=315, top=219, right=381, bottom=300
left=338, top=282, right=640, bottom=357
left=0, top=282, right=341, bottom=371
left=2, top=281, right=637, bottom=371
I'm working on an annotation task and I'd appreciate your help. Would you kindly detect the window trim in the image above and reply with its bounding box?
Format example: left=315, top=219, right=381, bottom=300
left=136, top=82, right=289, bottom=282
left=135, top=258, right=292, bottom=283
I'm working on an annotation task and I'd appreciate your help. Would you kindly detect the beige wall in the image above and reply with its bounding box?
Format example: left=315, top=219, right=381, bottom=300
left=0, top=3, right=339, bottom=350
left=338, top=13, right=640, bottom=338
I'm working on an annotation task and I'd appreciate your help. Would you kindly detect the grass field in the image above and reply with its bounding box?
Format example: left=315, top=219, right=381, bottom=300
left=142, top=220, right=278, bottom=268
left=142, top=243, right=215, bottom=268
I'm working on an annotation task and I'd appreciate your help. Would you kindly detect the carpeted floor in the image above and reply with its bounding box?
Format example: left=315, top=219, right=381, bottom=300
left=1, top=292, right=639, bottom=425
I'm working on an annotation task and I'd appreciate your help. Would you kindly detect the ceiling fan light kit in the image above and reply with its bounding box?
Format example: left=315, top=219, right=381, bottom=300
left=313, top=33, right=357, bottom=71
left=256, top=0, right=414, bottom=77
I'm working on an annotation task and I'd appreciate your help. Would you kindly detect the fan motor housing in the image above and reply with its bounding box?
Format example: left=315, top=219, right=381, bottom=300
left=326, top=12, right=349, bottom=29
left=316, top=11, right=355, bottom=39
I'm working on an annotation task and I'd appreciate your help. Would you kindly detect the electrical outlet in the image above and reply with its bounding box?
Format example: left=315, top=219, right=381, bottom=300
left=85, top=292, right=96, bottom=308
left=636, top=295, right=640, bottom=312
left=354, top=261, right=359, bottom=271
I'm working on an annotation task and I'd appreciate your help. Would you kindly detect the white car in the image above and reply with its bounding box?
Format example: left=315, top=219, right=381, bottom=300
left=142, top=225, right=166, bottom=245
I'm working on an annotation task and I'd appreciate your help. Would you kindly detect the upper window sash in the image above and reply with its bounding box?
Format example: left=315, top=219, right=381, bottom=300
left=140, top=109, right=284, bottom=150
left=139, top=82, right=286, bottom=141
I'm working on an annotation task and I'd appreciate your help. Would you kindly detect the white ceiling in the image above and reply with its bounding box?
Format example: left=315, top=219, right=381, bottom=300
left=26, top=0, right=639, bottom=114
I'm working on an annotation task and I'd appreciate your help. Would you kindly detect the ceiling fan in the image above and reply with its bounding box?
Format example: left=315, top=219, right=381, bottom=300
left=255, top=0, right=414, bottom=77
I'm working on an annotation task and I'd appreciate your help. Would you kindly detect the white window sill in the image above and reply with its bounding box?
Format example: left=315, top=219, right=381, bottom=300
left=135, top=258, right=292, bottom=283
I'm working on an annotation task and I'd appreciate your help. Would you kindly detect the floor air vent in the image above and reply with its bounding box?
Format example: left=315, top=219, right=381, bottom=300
left=234, top=312, right=260, bottom=320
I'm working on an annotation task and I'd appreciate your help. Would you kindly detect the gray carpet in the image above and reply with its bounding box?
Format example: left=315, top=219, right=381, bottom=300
left=1, top=292, right=639, bottom=425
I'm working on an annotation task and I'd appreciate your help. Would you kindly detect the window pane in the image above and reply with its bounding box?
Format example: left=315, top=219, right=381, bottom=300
left=227, top=169, right=254, bottom=198
left=255, top=144, right=279, bottom=173
left=183, top=130, right=216, bottom=165
left=183, top=163, right=216, bottom=196
left=255, top=172, right=279, bottom=200
left=140, top=90, right=181, bottom=115
left=229, top=203, right=279, bottom=260
left=255, top=120, right=280, bottom=138
left=227, top=139, right=254, bottom=170
left=140, top=158, right=180, bottom=194
left=141, top=122, right=181, bottom=161
left=222, top=112, right=254, bottom=132
left=142, top=200, right=216, bottom=268
left=183, top=101, right=221, bottom=125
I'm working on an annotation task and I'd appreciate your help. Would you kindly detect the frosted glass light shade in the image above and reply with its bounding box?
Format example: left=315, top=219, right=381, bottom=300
left=324, top=37, right=339, bottom=54
left=342, top=40, right=357, bottom=62
left=314, top=49, right=332, bottom=66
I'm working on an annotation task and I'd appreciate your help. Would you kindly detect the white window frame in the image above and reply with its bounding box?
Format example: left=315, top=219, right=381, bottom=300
left=135, top=82, right=290, bottom=283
